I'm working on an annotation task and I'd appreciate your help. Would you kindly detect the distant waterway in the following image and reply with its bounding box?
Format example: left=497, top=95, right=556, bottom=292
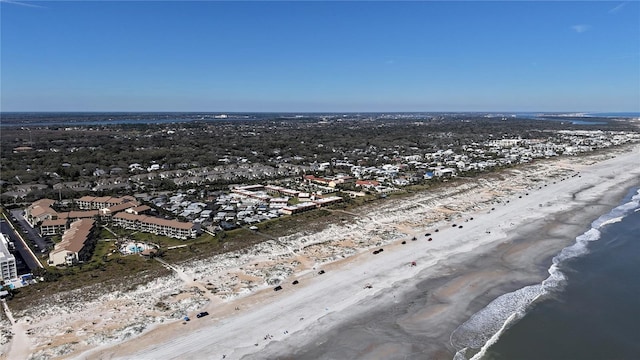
left=588, top=112, right=640, bottom=118
left=0, top=112, right=255, bottom=127
left=514, top=112, right=639, bottom=125
left=2, top=112, right=637, bottom=127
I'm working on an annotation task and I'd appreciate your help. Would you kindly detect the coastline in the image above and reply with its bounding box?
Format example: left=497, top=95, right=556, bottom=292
left=477, top=189, right=640, bottom=360
left=3, top=144, right=639, bottom=360
left=257, top=175, right=640, bottom=360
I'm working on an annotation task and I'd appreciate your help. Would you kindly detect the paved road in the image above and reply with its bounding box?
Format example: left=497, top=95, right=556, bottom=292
left=0, top=219, right=42, bottom=270
left=3, top=208, right=45, bottom=268
left=10, top=209, right=49, bottom=251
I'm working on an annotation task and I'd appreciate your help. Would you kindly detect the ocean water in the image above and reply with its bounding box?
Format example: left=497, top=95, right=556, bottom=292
left=452, top=187, right=640, bottom=360
left=256, top=185, right=639, bottom=360
left=588, top=112, right=640, bottom=118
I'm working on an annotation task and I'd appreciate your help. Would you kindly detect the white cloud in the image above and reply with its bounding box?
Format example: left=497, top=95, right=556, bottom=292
left=0, top=0, right=46, bottom=8
left=571, top=24, right=590, bottom=33
left=608, top=2, right=627, bottom=14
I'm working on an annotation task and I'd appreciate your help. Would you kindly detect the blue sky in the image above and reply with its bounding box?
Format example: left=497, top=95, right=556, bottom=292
left=1, top=1, right=639, bottom=112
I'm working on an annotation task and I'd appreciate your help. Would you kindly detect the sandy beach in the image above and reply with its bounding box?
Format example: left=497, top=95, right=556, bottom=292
left=2, top=144, right=639, bottom=360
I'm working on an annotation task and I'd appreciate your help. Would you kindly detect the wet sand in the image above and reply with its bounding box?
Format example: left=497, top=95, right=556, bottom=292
left=256, top=177, right=639, bottom=360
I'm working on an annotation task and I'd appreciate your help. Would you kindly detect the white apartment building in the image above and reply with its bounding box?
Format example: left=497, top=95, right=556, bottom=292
left=76, top=195, right=136, bottom=210
left=0, top=233, right=18, bottom=281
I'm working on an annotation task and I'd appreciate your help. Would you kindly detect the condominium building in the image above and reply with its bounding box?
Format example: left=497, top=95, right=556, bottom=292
left=99, top=201, right=139, bottom=219
left=76, top=195, right=136, bottom=210
left=48, top=219, right=96, bottom=266
left=40, top=219, right=68, bottom=236
left=0, top=233, right=18, bottom=281
left=112, top=213, right=199, bottom=240
left=25, top=198, right=58, bottom=226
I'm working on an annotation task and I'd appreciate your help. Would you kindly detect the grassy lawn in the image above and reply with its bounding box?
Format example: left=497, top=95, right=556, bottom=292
left=99, top=227, right=116, bottom=239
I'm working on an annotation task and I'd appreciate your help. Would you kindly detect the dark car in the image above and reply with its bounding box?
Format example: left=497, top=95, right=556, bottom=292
left=196, top=311, right=209, bottom=318
left=274, top=285, right=283, bottom=291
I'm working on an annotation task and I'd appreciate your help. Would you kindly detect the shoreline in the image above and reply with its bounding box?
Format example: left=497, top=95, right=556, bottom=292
left=257, top=177, right=640, bottom=360
left=3, top=144, right=639, bottom=360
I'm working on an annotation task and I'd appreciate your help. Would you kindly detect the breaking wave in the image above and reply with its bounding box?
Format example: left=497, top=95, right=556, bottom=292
left=451, top=189, right=640, bottom=360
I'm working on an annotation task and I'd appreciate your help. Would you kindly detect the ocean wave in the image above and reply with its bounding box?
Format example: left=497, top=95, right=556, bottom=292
left=451, top=188, right=640, bottom=360
left=597, top=216, right=624, bottom=227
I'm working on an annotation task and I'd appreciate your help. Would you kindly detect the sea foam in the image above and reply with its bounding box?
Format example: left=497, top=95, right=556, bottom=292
left=451, top=189, right=640, bottom=360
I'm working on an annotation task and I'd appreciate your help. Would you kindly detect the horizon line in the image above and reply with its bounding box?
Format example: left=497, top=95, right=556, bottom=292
left=2, top=110, right=638, bottom=114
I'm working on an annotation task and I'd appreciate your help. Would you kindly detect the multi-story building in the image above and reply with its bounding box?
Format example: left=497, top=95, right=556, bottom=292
left=125, top=205, right=151, bottom=215
left=76, top=196, right=136, bottom=210
left=0, top=233, right=18, bottom=281
left=40, top=219, right=68, bottom=236
left=48, top=219, right=96, bottom=266
left=58, top=210, right=100, bottom=223
left=25, top=198, right=58, bottom=226
left=112, top=213, right=199, bottom=240
left=99, top=201, right=139, bottom=220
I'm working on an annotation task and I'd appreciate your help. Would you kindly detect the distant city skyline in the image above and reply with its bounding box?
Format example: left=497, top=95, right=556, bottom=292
left=1, top=1, right=639, bottom=112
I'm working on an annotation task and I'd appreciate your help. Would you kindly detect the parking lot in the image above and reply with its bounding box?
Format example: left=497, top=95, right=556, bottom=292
left=10, top=209, right=52, bottom=252
left=1, top=217, right=42, bottom=271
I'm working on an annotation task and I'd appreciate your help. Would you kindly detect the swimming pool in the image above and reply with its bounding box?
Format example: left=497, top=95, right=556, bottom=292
left=119, top=242, right=156, bottom=255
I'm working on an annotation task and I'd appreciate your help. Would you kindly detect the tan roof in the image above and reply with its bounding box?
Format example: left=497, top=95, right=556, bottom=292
left=77, top=196, right=96, bottom=202
left=30, top=198, right=56, bottom=209
left=59, top=210, right=99, bottom=219
left=105, top=201, right=139, bottom=213
left=131, top=205, right=151, bottom=213
left=146, top=216, right=194, bottom=230
left=114, top=212, right=194, bottom=230
left=57, top=219, right=94, bottom=253
left=41, top=219, right=67, bottom=226
left=30, top=205, right=57, bottom=218
left=356, top=180, right=379, bottom=186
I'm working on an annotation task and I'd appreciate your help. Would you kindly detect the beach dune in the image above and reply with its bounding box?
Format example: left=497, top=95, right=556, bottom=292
left=4, top=145, right=639, bottom=360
